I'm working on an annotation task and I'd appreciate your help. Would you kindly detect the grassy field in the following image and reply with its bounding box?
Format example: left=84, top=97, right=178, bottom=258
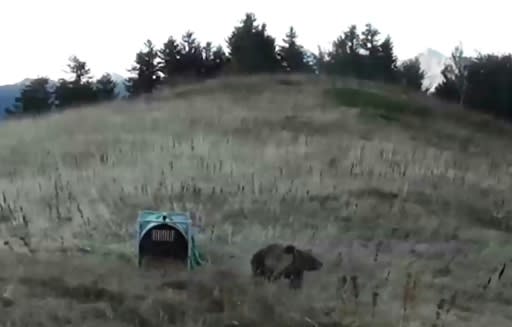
left=0, top=74, right=512, bottom=326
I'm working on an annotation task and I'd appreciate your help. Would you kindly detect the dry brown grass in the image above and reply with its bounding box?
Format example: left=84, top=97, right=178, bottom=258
left=1, top=74, right=512, bottom=326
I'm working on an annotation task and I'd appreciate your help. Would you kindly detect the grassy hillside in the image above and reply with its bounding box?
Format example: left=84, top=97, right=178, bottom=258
left=1, top=74, right=512, bottom=326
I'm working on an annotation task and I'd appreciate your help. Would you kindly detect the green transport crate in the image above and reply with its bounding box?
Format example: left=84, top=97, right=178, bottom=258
left=136, top=210, right=206, bottom=270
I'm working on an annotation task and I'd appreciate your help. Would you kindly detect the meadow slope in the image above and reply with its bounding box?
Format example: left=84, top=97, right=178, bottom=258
left=0, top=74, right=512, bottom=326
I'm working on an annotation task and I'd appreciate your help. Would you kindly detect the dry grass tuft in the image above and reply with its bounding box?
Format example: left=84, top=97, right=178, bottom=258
left=0, top=74, right=512, bottom=326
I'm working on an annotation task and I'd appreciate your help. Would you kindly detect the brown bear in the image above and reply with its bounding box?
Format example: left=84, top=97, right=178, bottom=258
left=250, top=243, right=323, bottom=289
left=250, top=243, right=295, bottom=281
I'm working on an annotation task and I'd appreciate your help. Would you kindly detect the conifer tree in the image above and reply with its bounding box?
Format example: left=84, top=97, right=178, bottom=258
left=325, top=25, right=363, bottom=77
left=227, top=13, right=281, bottom=73
left=398, top=57, right=425, bottom=91
left=95, top=73, right=118, bottom=101
left=278, top=26, right=314, bottom=73
left=179, top=31, right=203, bottom=76
left=158, top=36, right=181, bottom=82
left=54, top=56, right=97, bottom=108
left=12, top=77, right=53, bottom=115
left=375, top=36, right=398, bottom=82
left=360, top=23, right=381, bottom=79
left=125, top=39, right=161, bottom=96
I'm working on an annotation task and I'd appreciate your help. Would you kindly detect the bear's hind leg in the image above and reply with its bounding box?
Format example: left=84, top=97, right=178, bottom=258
left=288, top=271, right=304, bottom=289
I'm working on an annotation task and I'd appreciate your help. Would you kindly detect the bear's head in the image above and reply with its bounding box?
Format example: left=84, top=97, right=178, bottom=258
left=299, top=248, right=323, bottom=271
left=283, top=245, right=323, bottom=271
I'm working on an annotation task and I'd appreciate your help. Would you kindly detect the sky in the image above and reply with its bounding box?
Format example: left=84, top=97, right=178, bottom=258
left=0, top=0, right=509, bottom=85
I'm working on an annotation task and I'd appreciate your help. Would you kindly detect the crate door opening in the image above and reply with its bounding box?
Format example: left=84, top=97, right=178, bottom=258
left=138, top=224, right=189, bottom=267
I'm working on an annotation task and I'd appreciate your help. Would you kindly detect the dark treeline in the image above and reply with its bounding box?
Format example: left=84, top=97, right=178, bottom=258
left=4, top=13, right=512, bottom=121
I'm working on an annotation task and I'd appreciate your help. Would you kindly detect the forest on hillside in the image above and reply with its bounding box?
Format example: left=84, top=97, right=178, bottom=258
left=4, top=13, right=512, bottom=121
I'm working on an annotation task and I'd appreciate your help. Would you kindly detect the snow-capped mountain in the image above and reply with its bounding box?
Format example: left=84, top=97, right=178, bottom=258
left=415, top=48, right=450, bottom=92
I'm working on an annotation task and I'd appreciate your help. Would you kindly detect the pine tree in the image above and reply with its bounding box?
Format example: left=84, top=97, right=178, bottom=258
left=449, top=44, right=469, bottom=105
left=398, top=57, right=425, bottom=91
left=313, top=46, right=328, bottom=74
left=125, top=39, right=161, bottom=96
left=227, top=13, right=281, bottom=73
left=53, top=79, right=74, bottom=109
left=12, top=77, right=53, bottom=115
left=360, top=23, right=381, bottom=79
left=202, top=44, right=228, bottom=78
left=212, top=46, right=228, bottom=66
left=344, top=25, right=361, bottom=55
left=95, top=73, right=118, bottom=101
left=328, top=35, right=350, bottom=75
left=326, top=25, right=361, bottom=77
left=158, top=36, right=182, bottom=82
left=68, top=55, right=92, bottom=85
left=360, top=24, right=380, bottom=56
left=277, top=26, right=313, bottom=73
left=433, top=64, right=461, bottom=102
left=69, top=56, right=97, bottom=104
left=53, top=56, right=97, bottom=108
left=463, top=54, right=512, bottom=118
left=178, top=31, right=204, bottom=77
left=375, top=36, right=398, bottom=82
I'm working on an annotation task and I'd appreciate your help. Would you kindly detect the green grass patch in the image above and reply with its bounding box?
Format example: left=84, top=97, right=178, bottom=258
left=325, top=87, right=431, bottom=122
left=172, top=79, right=271, bottom=99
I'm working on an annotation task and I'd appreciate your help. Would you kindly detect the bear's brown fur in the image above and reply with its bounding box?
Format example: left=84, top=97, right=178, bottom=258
left=250, top=243, right=323, bottom=289
left=250, top=243, right=295, bottom=282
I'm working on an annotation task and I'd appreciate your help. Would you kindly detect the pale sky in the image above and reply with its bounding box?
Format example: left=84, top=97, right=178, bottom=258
left=0, top=0, right=509, bottom=85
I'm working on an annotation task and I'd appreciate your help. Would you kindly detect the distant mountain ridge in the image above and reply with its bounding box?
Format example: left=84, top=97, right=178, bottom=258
left=0, top=73, right=127, bottom=118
